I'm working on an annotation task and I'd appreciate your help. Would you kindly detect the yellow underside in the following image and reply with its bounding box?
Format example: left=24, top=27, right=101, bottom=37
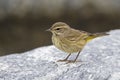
left=86, top=36, right=97, bottom=43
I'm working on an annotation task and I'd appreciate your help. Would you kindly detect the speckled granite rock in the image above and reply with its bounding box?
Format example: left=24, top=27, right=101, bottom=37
left=0, top=30, right=120, bottom=80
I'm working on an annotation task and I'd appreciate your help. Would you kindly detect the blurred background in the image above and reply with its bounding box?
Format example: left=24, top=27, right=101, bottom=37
left=0, top=0, right=120, bottom=56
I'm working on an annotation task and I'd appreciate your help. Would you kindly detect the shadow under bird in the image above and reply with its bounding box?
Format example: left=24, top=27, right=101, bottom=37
left=47, top=22, right=108, bottom=63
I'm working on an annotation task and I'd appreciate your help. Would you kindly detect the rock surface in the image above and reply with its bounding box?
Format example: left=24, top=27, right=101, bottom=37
left=0, top=30, right=120, bottom=80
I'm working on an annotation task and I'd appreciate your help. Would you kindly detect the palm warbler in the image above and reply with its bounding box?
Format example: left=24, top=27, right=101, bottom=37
left=47, top=22, right=108, bottom=63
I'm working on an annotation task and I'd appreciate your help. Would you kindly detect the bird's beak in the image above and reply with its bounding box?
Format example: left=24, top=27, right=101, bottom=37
left=46, top=28, right=51, bottom=32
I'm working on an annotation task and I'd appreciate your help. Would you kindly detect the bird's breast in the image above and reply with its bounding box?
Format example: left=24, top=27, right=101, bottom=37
left=52, top=36, right=62, bottom=50
left=52, top=35, right=83, bottom=53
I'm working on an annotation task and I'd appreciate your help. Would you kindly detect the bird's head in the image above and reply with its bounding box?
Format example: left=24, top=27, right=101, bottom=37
left=47, top=22, right=71, bottom=36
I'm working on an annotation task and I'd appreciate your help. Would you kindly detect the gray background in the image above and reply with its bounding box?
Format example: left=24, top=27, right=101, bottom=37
left=0, top=0, right=120, bottom=55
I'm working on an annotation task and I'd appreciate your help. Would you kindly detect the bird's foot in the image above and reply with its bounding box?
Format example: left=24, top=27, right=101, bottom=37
left=66, top=60, right=80, bottom=64
left=66, top=60, right=75, bottom=63
left=57, top=59, right=68, bottom=62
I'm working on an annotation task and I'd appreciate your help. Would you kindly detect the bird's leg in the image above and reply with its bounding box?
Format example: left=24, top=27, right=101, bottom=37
left=57, top=53, right=71, bottom=62
left=74, top=50, right=81, bottom=62
left=67, top=50, right=81, bottom=63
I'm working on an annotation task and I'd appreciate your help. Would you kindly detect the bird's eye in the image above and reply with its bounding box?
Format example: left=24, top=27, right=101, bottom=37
left=56, top=28, right=60, bottom=30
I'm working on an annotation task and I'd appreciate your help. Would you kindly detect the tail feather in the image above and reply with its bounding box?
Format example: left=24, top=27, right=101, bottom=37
left=85, top=32, right=109, bottom=42
left=90, top=32, right=109, bottom=37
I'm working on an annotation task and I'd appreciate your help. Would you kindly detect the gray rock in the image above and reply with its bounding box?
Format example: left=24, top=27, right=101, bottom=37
left=0, top=30, right=120, bottom=80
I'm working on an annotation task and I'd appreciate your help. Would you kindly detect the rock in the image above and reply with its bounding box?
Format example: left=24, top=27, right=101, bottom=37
left=0, top=30, right=120, bottom=80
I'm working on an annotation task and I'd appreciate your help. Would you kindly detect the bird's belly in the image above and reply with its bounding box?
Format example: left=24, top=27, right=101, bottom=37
left=52, top=36, right=83, bottom=53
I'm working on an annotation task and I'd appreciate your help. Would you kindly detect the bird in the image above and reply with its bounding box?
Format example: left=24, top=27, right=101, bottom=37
left=47, top=22, right=108, bottom=63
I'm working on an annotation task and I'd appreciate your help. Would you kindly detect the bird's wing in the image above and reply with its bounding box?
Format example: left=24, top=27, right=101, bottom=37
left=64, top=29, right=108, bottom=46
left=64, top=29, right=89, bottom=43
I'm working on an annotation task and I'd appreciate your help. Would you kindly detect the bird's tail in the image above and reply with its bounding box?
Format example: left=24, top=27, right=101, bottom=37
left=90, top=32, right=109, bottom=37
left=85, top=32, right=109, bottom=42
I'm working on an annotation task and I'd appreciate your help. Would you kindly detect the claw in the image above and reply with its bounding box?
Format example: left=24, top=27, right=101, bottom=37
left=66, top=60, right=80, bottom=64
left=57, top=59, right=68, bottom=62
left=66, top=60, right=75, bottom=63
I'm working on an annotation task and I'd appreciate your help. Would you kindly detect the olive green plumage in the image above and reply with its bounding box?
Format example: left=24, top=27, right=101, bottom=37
left=47, top=22, right=108, bottom=63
